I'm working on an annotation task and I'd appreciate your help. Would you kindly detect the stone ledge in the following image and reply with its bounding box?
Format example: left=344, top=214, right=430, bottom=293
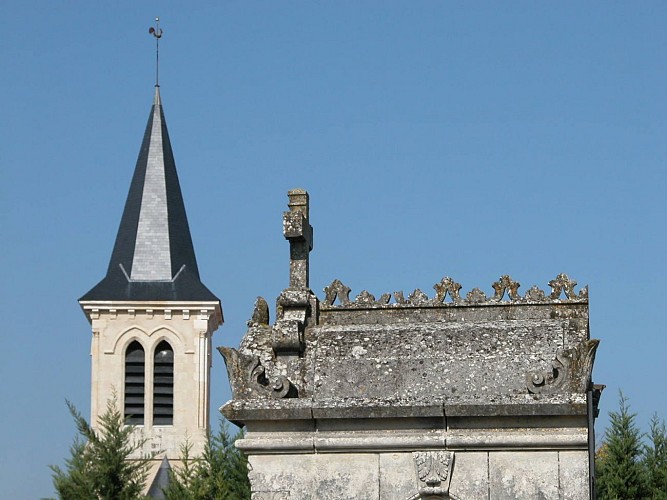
left=445, top=402, right=588, bottom=417
left=238, top=436, right=315, bottom=453
left=447, top=429, right=588, bottom=450
left=222, top=394, right=588, bottom=424
left=236, top=428, right=587, bottom=454
left=220, top=400, right=313, bottom=424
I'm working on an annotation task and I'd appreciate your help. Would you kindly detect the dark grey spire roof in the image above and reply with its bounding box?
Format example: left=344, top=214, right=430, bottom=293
left=81, top=87, right=218, bottom=302
left=147, top=456, right=171, bottom=499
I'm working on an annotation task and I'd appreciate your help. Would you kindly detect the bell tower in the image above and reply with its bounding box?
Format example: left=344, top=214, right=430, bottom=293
left=79, top=85, right=222, bottom=481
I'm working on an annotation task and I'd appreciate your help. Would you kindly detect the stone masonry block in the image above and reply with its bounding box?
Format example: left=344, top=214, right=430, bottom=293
left=489, top=451, right=559, bottom=500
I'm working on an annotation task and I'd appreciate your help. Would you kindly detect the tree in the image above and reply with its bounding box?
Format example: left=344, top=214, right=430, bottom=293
left=162, top=419, right=250, bottom=500
left=596, top=391, right=649, bottom=500
left=159, top=438, right=198, bottom=500
left=50, top=395, right=153, bottom=500
left=644, top=414, right=667, bottom=499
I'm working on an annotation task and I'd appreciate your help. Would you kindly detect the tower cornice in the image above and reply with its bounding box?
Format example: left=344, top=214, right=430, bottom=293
left=79, top=299, right=223, bottom=328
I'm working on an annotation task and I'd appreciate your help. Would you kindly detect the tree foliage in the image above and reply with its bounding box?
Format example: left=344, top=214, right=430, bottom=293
left=596, top=391, right=667, bottom=500
left=162, top=419, right=250, bottom=500
left=644, top=415, right=667, bottom=499
left=50, top=395, right=152, bottom=500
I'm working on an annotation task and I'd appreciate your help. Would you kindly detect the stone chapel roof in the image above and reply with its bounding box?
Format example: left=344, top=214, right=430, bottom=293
left=219, top=191, right=600, bottom=425
left=80, top=86, right=218, bottom=303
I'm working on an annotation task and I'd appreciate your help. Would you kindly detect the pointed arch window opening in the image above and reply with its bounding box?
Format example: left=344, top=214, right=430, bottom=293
left=153, top=340, right=174, bottom=425
left=124, top=341, right=145, bottom=425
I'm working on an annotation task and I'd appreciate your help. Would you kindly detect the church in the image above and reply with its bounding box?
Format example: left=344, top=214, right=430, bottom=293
left=79, top=82, right=602, bottom=499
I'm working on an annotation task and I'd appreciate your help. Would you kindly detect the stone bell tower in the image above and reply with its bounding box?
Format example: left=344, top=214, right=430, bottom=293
left=79, top=85, right=222, bottom=484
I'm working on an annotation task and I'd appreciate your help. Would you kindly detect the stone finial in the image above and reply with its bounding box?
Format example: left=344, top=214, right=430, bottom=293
left=249, top=297, right=269, bottom=326
left=283, top=189, right=313, bottom=289
left=287, top=188, right=309, bottom=218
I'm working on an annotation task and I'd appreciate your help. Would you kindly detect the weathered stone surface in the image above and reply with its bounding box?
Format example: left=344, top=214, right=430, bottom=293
left=248, top=454, right=379, bottom=500
left=489, top=451, right=560, bottom=499
left=379, top=453, right=419, bottom=500
left=311, top=318, right=585, bottom=402
left=559, top=451, right=590, bottom=500
left=447, top=425, right=588, bottom=450
left=448, top=452, right=489, bottom=500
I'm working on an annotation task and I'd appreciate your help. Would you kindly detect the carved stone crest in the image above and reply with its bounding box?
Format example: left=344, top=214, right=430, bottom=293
left=465, top=288, right=486, bottom=304
left=407, top=451, right=456, bottom=500
left=320, top=274, right=587, bottom=309
left=323, top=279, right=351, bottom=306
left=355, top=290, right=377, bottom=305
left=433, top=277, right=462, bottom=304
left=549, top=273, right=587, bottom=300
left=492, top=275, right=521, bottom=301
left=524, top=285, right=546, bottom=302
left=408, top=289, right=430, bottom=305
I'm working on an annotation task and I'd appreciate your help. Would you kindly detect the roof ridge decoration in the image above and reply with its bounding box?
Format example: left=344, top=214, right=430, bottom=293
left=321, top=273, right=587, bottom=309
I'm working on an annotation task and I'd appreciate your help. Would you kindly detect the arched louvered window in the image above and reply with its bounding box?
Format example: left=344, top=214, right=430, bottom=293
left=124, top=341, right=145, bottom=424
left=153, top=341, right=174, bottom=425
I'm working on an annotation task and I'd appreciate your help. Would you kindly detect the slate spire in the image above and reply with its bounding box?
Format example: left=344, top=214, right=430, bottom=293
left=81, top=86, right=218, bottom=302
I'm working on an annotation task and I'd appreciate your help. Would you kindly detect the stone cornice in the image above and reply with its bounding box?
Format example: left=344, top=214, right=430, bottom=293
left=235, top=427, right=588, bottom=454
left=221, top=395, right=588, bottom=423
left=79, top=300, right=223, bottom=326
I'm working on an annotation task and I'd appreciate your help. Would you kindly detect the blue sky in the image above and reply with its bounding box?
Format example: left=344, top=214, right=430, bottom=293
left=2, top=2, right=665, bottom=498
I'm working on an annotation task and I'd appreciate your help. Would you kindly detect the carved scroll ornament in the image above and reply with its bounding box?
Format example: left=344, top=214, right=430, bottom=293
left=217, top=347, right=297, bottom=399
left=526, top=339, right=600, bottom=394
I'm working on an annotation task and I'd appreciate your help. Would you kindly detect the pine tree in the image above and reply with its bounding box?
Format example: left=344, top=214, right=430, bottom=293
left=596, top=391, right=649, bottom=499
left=50, top=395, right=153, bottom=500
left=161, top=438, right=199, bottom=500
left=644, top=414, right=667, bottom=499
left=163, top=419, right=250, bottom=500
left=50, top=437, right=96, bottom=499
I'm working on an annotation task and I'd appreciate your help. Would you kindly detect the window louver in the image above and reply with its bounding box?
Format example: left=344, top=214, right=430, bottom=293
left=153, top=341, right=174, bottom=425
left=124, top=341, right=145, bottom=424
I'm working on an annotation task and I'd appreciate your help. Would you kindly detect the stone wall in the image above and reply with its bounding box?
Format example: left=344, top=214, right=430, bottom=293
left=247, top=450, right=589, bottom=500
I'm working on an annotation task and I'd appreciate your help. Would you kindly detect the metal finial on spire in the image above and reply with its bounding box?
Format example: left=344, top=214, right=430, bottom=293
left=149, top=17, right=163, bottom=86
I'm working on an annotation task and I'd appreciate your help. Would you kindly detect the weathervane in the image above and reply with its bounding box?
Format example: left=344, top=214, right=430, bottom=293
left=149, top=17, right=163, bottom=86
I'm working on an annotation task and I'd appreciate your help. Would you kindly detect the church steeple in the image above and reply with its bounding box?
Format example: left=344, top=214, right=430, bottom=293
left=79, top=78, right=222, bottom=489
left=81, top=86, right=218, bottom=303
